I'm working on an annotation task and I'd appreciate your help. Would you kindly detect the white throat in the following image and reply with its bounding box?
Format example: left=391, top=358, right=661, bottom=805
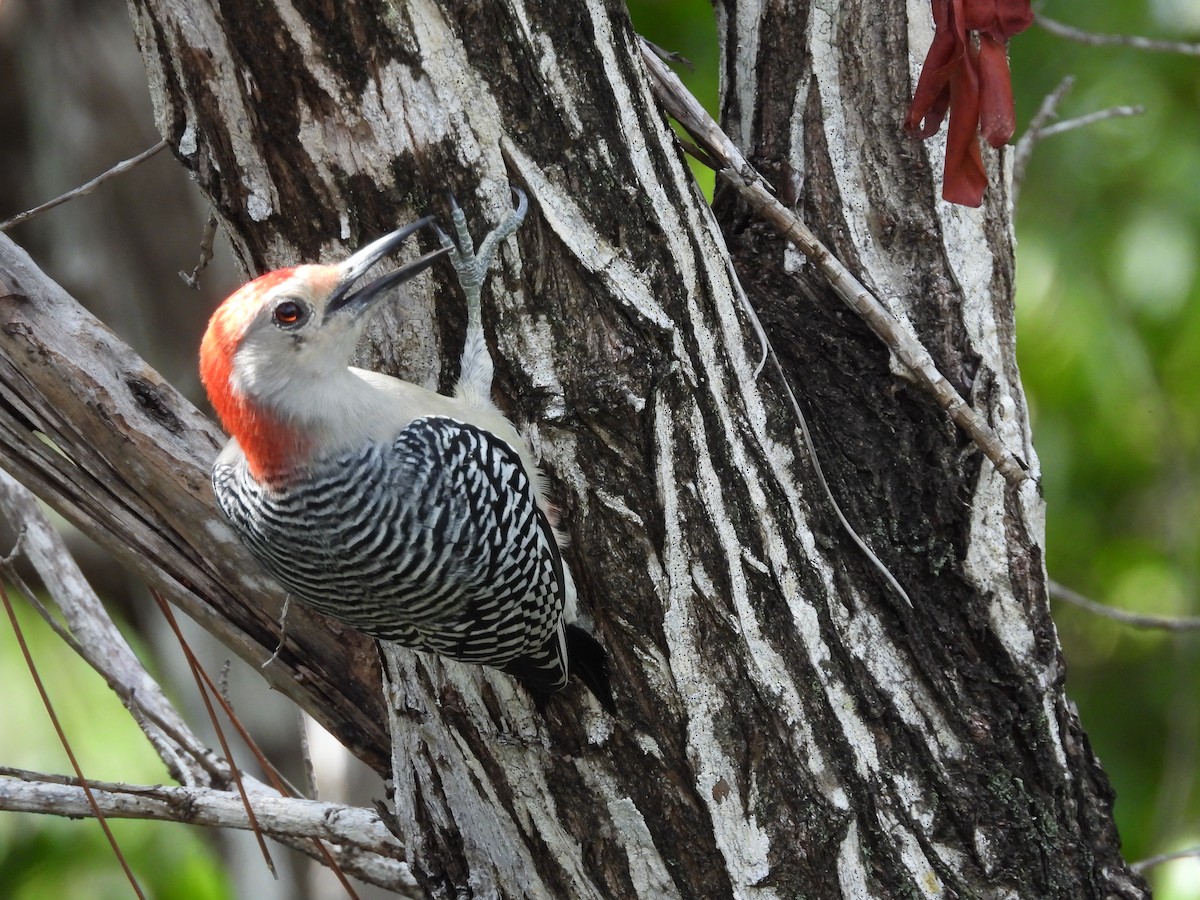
left=232, top=341, right=411, bottom=456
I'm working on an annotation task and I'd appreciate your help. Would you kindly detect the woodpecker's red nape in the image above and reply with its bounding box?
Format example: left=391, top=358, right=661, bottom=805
left=200, top=268, right=312, bottom=482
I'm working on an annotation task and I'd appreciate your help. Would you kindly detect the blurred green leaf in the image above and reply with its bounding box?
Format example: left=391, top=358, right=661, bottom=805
left=0, top=601, right=231, bottom=898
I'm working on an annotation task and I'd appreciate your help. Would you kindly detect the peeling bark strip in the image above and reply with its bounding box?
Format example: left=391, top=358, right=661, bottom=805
left=112, top=0, right=1147, bottom=897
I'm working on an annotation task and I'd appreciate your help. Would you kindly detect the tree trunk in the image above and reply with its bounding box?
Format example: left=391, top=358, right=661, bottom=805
left=107, top=0, right=1146, bottom=896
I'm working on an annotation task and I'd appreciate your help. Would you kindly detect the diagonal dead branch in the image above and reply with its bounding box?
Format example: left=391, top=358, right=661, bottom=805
left=0, top=142, right=168, bottom=233
left=638, top=38, right=1030, bottom=488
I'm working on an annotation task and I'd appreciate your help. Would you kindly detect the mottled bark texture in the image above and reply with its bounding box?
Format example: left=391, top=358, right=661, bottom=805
left=107, top=0, right=1146, bottom=896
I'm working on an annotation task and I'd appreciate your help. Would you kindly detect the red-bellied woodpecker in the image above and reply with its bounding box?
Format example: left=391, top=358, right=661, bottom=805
left=200, top=191, right=610, bottom=707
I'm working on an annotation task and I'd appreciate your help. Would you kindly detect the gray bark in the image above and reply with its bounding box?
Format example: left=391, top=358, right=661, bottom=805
left=0, top=0, right=1146, bottom=896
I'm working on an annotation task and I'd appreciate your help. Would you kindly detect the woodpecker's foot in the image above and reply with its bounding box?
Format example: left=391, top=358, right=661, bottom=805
left=434, top=188, right=528, bottom=299
left=436, top=188, right=528, bottom=398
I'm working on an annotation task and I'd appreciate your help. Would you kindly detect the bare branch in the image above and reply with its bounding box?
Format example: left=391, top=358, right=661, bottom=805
left=1013, top=77, right=1143, bottom=205
left=1132, top=846, right=1200, bottom=873
left=1013, top=76, right=1076, bottom=200
left=638, top=39, right=1031, bottom=488
left=1039, top=106, right=1145, bottom=139
left=0, top=772, right=421, bottom=896
left=1049, top=580, right=1200, bottom=632
left=1038, top=15, right=1200, bottom=56
left=0, top=141, right=168, bottom=232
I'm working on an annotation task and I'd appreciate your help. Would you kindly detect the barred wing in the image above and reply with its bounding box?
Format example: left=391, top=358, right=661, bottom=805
left=214, top=416, right=570, bottom=687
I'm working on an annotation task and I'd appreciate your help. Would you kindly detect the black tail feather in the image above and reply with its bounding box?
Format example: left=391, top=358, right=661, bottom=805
left=500, top=625, right=615, bottom=713
left=564, top=624, right=615, bottom=714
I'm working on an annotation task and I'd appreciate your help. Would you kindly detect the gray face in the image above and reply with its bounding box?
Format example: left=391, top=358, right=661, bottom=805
left=230, top=267, right=369, bottom=411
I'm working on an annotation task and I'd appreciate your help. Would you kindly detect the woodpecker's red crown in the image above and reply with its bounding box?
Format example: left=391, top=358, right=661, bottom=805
left=199, top=219, right=445, bottom=481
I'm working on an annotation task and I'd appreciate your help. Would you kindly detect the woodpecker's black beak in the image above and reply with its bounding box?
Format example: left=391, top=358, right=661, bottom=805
left=327, top=216, right=448, bottom=316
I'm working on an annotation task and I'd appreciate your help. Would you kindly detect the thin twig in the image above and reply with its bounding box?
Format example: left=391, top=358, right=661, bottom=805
left=180, top=211, right=220, bottom=289
left=641, top=38, right=694, bottom=71
left=151, top=592, right=304, bottom=798
left=151, top=590, right=279, bottom=880
left=152, top=590, right=361, bottom=898
left=261, top=593, right=292, bottom=669
left=0, top=570, right=147, bottom=899
left=1013, top=76, right=1075, bottom=200
left=1038, top=15, right=1200, bottom=56
left=1132, top=845, right=1200, bottom=873
left=638, top=38, right=1031, bottom=488
left=1012, top=79, right=1143, bottom=207
left=0, top=141, right=168, bottom=232
left=780, top=359, right=913, bottom=607
left=1048, top=580, right=1200, bottom=632
left=1039, top=106, right=1145, bottom=138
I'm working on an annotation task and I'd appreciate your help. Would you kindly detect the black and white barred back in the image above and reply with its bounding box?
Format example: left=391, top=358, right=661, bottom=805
left=214, top=416, right=571, bottom=691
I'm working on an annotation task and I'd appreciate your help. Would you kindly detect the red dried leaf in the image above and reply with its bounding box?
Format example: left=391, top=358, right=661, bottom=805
left=942, top=38, right=987, bottom=206
left=905, top=0, right=1032, bottom=206
left=962, top=0, right=1034, bottom=38
left=905, top=0, right=960, bottom=139
left=977, top=33, right=1016, bottom=147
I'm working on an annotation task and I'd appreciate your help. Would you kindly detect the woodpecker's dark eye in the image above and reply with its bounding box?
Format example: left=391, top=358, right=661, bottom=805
left=272, top=300, right=309, bottom=328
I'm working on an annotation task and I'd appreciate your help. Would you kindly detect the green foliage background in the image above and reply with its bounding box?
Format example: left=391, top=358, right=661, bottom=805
left=0, top=603, right=231, bottom=898
left=1011, top=5, right=1200, bottom=895
left=1, top=1, right=1196, bottom=896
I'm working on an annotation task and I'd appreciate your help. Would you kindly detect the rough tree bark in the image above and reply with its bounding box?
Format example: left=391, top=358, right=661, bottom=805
left=0, top=0, right=1146, bottom=896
